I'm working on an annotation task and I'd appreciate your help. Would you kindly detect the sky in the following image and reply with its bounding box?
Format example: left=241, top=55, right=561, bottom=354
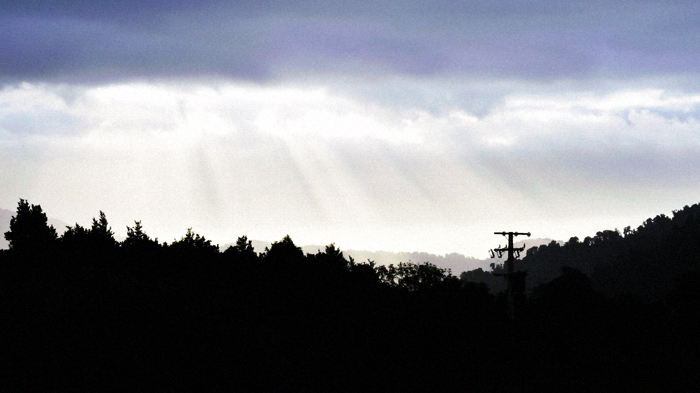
left=2, top=0, right=700, bottom=258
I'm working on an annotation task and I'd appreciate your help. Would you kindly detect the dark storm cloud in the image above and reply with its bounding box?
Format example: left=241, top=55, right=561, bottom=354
left=2, top=0, right=700, bottom=84
left=0, top=8, right=267, bottom=82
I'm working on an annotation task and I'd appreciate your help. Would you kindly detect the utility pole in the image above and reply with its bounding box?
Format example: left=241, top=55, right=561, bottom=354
left=490, top=231, right=530, bottom=319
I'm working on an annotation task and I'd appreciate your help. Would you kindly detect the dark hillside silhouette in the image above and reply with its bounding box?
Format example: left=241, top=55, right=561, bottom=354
left=1, top=199, right=699, bottom=390
left=462, top=203, right=700, bottom=303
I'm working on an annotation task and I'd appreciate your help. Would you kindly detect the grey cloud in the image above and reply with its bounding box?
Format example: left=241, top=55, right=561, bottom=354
left=0, top=1, right=212, bottom=22
left=2, top=1, right=700, bottom=84
left=0, top=13, right=268, bottom=83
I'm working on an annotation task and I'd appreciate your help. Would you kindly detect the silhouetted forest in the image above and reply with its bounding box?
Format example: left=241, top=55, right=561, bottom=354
left=2, top=199, right=699, bottom=391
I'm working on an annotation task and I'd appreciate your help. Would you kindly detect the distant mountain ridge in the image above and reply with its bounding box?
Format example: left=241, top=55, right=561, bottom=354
left=222, top=238, right=555, bottom=276
left=222, top=240, right=489, bottom=274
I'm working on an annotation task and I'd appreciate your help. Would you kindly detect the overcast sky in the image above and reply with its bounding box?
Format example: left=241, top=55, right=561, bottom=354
left=2, top=0, right=700, bottom=258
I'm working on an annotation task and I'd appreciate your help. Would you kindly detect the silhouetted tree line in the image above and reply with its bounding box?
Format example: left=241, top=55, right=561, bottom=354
left=1, top=199, right=699, bottom=391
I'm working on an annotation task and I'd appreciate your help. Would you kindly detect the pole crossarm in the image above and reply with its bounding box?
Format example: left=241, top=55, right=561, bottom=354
left=494, top=231, right=531, bottom=237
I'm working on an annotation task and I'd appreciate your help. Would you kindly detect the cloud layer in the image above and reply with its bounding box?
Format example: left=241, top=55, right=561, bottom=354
left=3, top=1, right=700, bottom=83
left=2, top=1, right=700, bottom=257
left=2, top=80, right=699, bottom=256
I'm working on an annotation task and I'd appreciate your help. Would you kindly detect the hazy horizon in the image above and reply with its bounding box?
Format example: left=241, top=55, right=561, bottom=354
left=3, top=1, right=700, bottom=258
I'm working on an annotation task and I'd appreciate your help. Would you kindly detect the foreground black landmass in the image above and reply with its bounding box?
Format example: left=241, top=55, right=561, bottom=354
left=1, top=199, right=699, bottom=391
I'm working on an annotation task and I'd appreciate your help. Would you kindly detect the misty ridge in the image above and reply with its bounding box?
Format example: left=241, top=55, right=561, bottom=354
left=2, top=199, right=699, bottom=391
left=227, top=240, right=541, bottom=275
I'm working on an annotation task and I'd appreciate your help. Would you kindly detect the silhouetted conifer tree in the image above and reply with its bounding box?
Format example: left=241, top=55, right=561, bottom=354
left=4, top=199, right=57, bottom=254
